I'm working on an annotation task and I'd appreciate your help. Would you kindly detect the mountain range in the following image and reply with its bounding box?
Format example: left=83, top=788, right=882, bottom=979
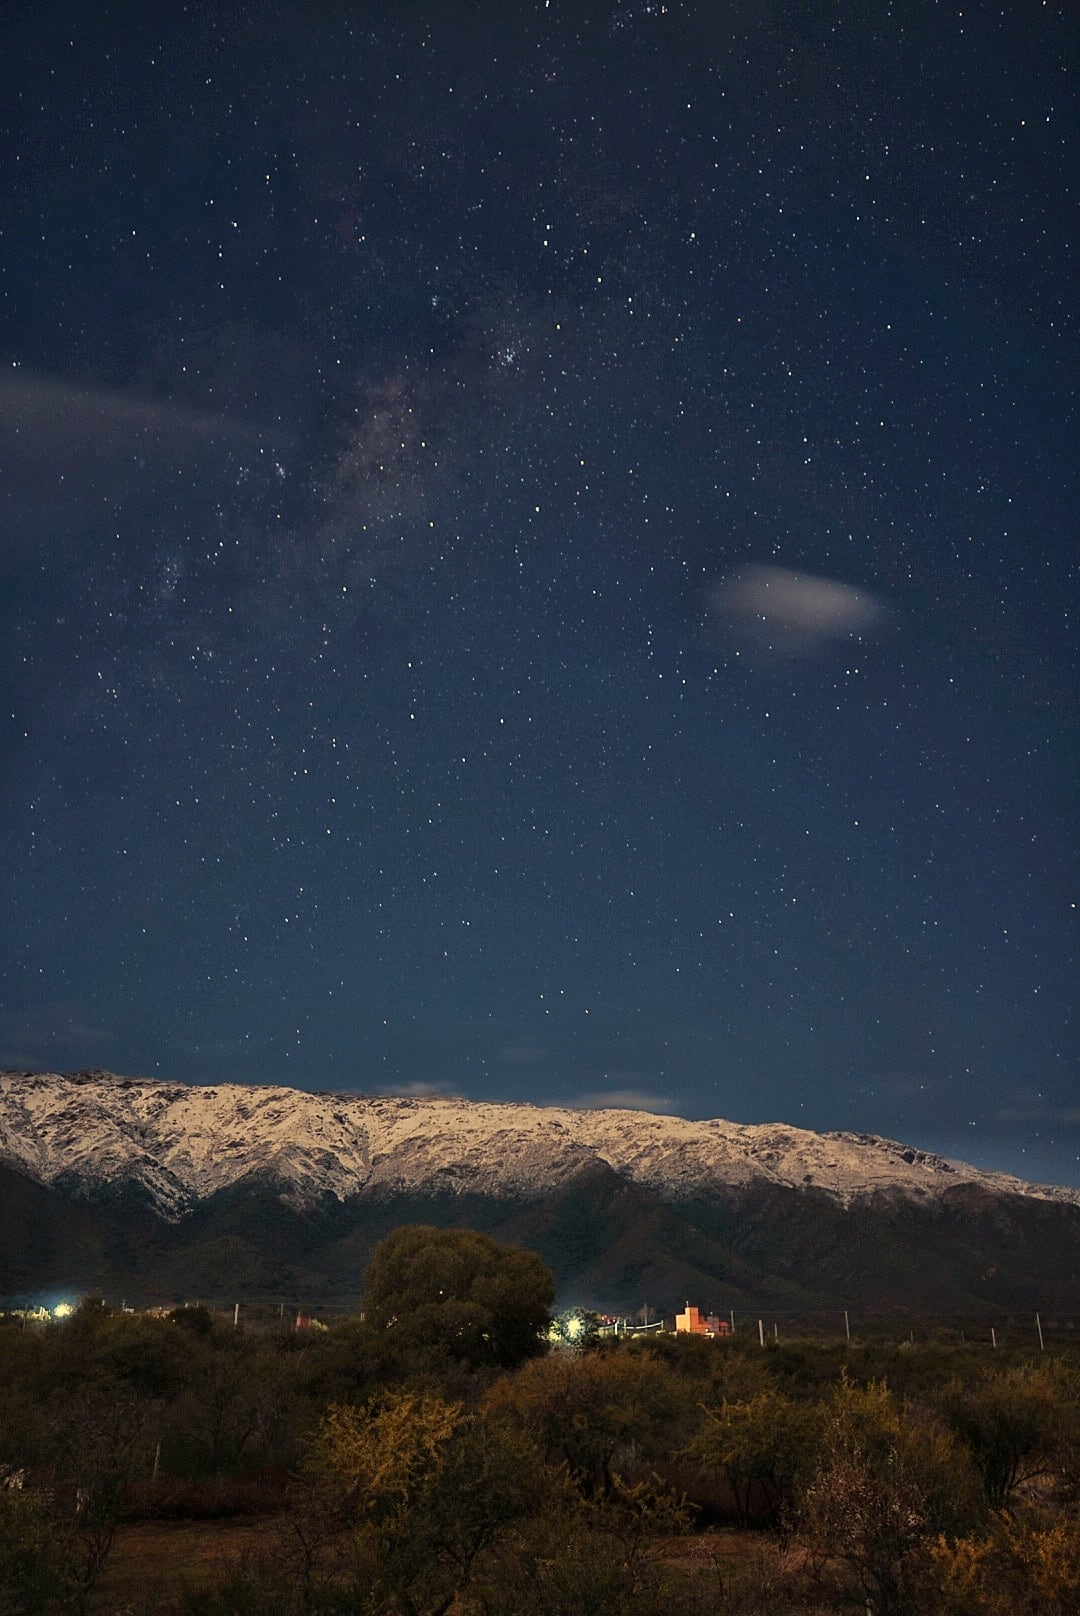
left=3, top=1068, right=1079, bottom=1318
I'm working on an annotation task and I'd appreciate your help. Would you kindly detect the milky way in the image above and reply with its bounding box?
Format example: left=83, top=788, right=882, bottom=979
left=1, top=2, right=1076, bottom=1182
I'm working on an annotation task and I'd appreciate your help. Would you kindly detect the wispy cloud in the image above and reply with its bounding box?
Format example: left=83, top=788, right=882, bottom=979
left=0, top=1007, right=116, bottom=1070
left=0, top=371, right=259, bottom=485
left=183, top=1036, right=261, bottom=1062
left=708, top=564, right=885, bottom=655
left=375, top=1079, right=464, bottom=1100
left=497, top=1039, right=549, bottom=1066
left=993, top=1104, right=1080, bottom=1129
left=575, top=1088, right=679, bottom=1114
left=0, top=371, right=267, bottom=569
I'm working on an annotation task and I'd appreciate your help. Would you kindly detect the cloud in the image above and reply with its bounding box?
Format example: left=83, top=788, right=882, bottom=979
left=575, top=1088, right=679, bottom=1114
left=876, top=1071, right=936, bottom=1101
left=375, top=1079, right=463, bottom=1100
left=0, top=371, right=265, bottom=570
left=992, top=1104, right=1080, bottom=1130
left=183, top=1036, right=260, bottom=1062
left=497, top=1039, right=549, bottom=1066
left=0, top=1007, right=116, bottom=1069
left=0, top=371, right=260, bottom=478
left=708, top=564, right=884, bottom=655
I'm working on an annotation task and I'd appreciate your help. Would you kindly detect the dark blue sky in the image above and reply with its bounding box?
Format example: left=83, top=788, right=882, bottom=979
left=2, top=1, right=1077, bottom=1183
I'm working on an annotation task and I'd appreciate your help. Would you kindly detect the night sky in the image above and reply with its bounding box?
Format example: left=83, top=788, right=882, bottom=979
left=2, top=3, right=1077, bottom=1184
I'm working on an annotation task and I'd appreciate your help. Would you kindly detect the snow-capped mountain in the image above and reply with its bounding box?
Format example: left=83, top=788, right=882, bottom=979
left=3, top=1069, right=1080, bottom=1314
left=2, top=1067, right=1076, bottom=1219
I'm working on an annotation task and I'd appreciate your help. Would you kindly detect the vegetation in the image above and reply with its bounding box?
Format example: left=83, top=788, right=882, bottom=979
left=361, top=1225, right=555, bottom=1371
left=1, top=1230, right=1078, bottom=1614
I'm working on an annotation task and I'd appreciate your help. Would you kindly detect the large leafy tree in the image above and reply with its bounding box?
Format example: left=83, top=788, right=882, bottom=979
left=688, top=1388, right=823, bottom=1529
left=362, top=1226, right=555, bottom=1370
left=938, top=1364, right=1062, bottom=1510
left=799, top=1379, right=979, bottom=1616
left=486, top=1349, right=687, bottom=1496
left=306, top=1392, right=545, bottom=1614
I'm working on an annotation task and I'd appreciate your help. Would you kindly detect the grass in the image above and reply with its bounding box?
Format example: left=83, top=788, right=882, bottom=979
left=93, top=1517, right=833, bottom=1615
left=95, top=1516, right=283, bottom=1612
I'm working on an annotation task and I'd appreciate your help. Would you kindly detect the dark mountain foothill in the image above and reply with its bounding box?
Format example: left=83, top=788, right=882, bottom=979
left=2, top=1070, right=1079, bottom=1316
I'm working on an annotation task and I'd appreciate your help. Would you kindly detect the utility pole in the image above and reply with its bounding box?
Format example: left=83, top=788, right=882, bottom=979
left=1036, top=1312, right=1045, bottom=1351
left=844, top=1310, right=850, bottom=1342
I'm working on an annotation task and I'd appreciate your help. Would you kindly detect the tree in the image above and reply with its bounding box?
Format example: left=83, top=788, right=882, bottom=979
left=44, top=1382, right=160, bottom=1616
left=921, top=1507, right=1080, bottom=1616
left=362, top=1226, right=554, bottom=1371
left=485, top=1347, right=686, bottom=1496
left=939, top=1365, right=1061, bottom=1510
left=305, top=1391, right=544, bottom=1614
left=799, top=1378, right=979, bottom=1616
left=0, top=1486, right=75, bottom=1616
left=688, top=1388, right=823, bottom=1529
left=470, top=1479, right=695, bottom=1616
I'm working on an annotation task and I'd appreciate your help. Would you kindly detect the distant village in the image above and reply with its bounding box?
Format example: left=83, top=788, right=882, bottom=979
left=4, top=1299, right=735, bottom=1340
left=591, top=1304, right=731, bottom=1341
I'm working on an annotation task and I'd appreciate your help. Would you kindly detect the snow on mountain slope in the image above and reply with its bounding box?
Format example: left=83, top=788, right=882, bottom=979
left=2, top=1068, right=1077, bottom=1219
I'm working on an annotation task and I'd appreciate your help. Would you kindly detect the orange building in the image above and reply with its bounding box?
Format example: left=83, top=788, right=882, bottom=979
left=674, top=1303, right=730, bottom=1336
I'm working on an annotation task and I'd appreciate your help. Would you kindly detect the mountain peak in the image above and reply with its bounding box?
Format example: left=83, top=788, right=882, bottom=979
left=4, top=1069, right=1080, bottom=1314
left=2, top=1068, right=1076, bottom=1220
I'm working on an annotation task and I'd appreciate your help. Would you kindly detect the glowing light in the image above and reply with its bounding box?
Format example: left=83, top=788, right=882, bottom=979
left=52, top=1302, right=74, bottom=1319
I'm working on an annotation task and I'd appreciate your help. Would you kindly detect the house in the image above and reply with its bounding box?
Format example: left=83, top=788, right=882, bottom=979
left=674, top=1303, right=730, bottom=1337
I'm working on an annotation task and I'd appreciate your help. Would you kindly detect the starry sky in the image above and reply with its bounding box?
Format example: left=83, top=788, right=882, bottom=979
left=2, top=2, right=1077, bottom=1184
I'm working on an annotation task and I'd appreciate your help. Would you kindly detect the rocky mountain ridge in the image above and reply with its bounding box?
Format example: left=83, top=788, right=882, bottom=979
left=5, top=1070, right=1080, bottom=1314
left=2, top=1067, right=1077, bottom=1218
